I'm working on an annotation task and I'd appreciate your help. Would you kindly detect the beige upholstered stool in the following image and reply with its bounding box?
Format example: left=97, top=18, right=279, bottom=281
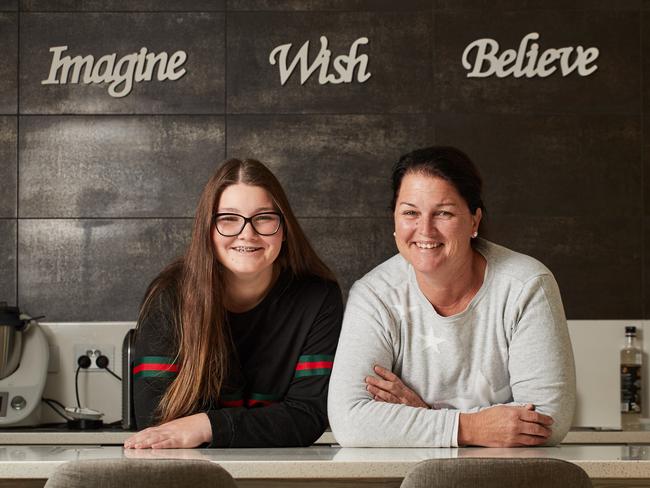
left=400, top=458, right=592, bottom=488
left=44, top=458, right=238, bottom=488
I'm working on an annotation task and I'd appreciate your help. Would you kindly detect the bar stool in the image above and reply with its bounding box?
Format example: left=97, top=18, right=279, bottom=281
left=44, top=458, right=238, bottom=488
left=400, top=458, right=592, bottom=488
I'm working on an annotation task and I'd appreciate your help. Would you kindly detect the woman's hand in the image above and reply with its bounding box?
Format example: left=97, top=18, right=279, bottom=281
left=365, top=365, right=430, bottom=409
left=124, top=413, right=212, bottom=449
left=458, top=404, right=553, bottom=447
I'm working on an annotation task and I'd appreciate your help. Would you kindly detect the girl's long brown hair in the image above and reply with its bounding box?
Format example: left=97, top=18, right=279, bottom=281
left=137, top=159, right=335, bottom=424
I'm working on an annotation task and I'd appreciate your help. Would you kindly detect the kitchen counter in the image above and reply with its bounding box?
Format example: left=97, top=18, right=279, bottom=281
left=0, top=444, right=649, bottom=488
left=1, top=427, right=649, bottom=446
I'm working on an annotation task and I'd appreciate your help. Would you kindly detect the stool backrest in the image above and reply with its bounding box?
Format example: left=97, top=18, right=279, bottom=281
left=400, top=457, right=592, bottom=488
left=44, top=458, right=238, bottom=488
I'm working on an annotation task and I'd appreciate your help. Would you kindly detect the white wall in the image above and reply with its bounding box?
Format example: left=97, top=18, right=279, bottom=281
left=34, top=320, right=647, bottom=429
left=40, top=322, right=135, bottom=425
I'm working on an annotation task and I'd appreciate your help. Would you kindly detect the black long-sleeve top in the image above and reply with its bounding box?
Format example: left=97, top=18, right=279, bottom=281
left=133, top=270, right=343, bottom=447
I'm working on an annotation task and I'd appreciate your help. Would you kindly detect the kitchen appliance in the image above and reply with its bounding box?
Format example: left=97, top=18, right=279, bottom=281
left=0, top=303, right=48, bottom=426
left=121, top=328, right=136, bottom=430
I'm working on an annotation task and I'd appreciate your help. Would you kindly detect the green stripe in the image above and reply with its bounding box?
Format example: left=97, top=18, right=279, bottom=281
left=134, top=356, right=176, bottom=366
left=134, top=370, right=178, bottom=379
left=294, top=368, right=332, bottom=378
left=250, top=392, right=282, bottom=401
left=297, top=354, right=334, bottom=363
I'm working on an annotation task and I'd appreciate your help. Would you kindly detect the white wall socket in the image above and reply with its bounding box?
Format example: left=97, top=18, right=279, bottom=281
left=73, top=344, right=115, bottom=372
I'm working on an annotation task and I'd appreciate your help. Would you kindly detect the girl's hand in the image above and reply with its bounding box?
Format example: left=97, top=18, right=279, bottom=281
left=124, top=413, right=212, bottom=449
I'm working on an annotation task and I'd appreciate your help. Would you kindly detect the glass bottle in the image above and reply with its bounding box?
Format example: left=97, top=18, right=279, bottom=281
left=621, top=326, right=643, bottom=429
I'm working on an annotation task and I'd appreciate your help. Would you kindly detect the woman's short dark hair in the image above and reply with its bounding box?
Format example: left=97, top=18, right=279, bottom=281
left=391, top=146, right=485, bottom=215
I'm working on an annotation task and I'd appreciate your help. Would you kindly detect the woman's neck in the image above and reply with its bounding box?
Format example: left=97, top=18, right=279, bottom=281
left=224, top=265, right=279, bottom=313
left=415, top=249, right=486, bottom=317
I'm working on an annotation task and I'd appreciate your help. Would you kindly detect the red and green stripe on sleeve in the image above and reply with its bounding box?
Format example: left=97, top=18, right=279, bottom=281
left=133, top=356, right=179, bottom=379
left=219, top=391, right=281, bottom=408
left=294, top=354, right=334, bottom=378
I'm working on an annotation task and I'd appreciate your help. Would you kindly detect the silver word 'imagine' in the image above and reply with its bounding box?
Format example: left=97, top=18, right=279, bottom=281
left=41, top=46, right=188, bottom=98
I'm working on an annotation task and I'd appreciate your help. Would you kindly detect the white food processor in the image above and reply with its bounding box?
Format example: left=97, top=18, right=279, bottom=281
left=0, top=303, right=48, bottom=426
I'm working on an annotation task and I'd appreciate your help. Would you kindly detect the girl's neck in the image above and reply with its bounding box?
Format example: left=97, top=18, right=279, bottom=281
left=416, top=249, right=486, bottom=317
left=224, top=265, right=279, bottom=313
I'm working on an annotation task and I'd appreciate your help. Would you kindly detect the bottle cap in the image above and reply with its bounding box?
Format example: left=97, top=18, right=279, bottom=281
left=626, top=326, right=637, bottom=334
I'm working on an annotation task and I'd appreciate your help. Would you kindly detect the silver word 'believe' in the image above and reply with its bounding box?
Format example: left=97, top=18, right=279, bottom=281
left=462, top=32, right=599, bottom=78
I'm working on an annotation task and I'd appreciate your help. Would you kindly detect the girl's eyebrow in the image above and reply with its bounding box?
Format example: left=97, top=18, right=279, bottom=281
left=218, top=206, right=275, bottom=213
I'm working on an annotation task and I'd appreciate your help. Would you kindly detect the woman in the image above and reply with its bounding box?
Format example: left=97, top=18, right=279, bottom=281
left=124, top=159, right=343, bottom=449
left=328, top=146, right=575, bottom=448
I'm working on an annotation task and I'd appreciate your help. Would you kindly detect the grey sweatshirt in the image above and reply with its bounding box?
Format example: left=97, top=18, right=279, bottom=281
left=328, top=239, right=575, bottom=447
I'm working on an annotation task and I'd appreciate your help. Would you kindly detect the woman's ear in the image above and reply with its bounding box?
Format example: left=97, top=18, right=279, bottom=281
left=472, top=208, right=482, bottom=235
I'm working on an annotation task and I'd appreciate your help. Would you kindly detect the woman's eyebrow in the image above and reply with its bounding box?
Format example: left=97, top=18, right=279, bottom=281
left=398, top=202, right=458, bottom=207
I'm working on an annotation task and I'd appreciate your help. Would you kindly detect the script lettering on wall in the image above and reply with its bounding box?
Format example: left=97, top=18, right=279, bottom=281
left=269, top=36, right=371, bottom=86
left=41, top=46, right=188, bottom=98
left=462, top=32, right=599, bottom=78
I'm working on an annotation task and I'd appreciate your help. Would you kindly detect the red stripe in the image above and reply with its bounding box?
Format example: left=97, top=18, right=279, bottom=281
left=247, top=399, right=273, bottom=407
left=295, top=361, right=333, bottom=371
left=133, top=363, right=179, bottom=374
left=220, top=399, right=244, bottom=407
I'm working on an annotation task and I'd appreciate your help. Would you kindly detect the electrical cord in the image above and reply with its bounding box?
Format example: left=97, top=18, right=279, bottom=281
left=96, top=355, right=122, bottom=381
left=75, top=355, right=91, bottom=408
left=42, top=397, right=66, bottom=411
left=74, top=365, right=81, bottom=408
left=104, top=367, right=122, bottom=381
left=41, top=398, right=73, bottom=421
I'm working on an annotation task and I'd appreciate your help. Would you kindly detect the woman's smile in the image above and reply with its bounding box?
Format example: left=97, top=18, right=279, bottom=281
left=412, top=241, right=443, bottom=250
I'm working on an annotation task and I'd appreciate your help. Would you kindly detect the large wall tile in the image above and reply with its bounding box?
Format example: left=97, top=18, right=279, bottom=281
left=434, top=0, right=641, bottom=10
left=227, top=11, right=432, bottom=113
left=643, top=217, right=650, bottom=318
left=20, top=13, right=225, bottom=114
left=300, top=217, right=395, bottom=298
left=0, top=14, right=17, bottom=114
left=19, top=116, right=225, bottom=217
left=0, top=1, right=17, bottom=10
left=483, top=216, right=642, bottom=319
left=643, top=12, right=650, bottom=200
left=0, top=117, right=16, bottom=217
left=433, top=112, right=641, bottom=218
left=227, top=115, right=434, bottom=217
left=18, top=219, right=191, bottom=321
left=21, top=0, right=224, bottom=10
left=434, top=10, right=639, bottom=114
left=646, top=112, right=650, bottom=214
left=228, top=0, right=429, bottom=10
left=0, top=220, right=16, bottom=305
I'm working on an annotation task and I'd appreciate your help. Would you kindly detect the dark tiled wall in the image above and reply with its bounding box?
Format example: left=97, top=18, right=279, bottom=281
left=0, top=2, right=647, bottom=320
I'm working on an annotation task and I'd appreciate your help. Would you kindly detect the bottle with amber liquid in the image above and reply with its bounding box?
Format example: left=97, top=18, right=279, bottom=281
left=621, top=326, right=643, bottom=429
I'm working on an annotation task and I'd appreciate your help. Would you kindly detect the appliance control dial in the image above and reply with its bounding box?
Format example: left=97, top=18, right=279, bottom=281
left=10, top=396, right=26, bottom=411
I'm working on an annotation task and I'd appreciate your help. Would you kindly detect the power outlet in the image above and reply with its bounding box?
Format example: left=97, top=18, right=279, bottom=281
left=73, top=344, right=115, bottom=372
